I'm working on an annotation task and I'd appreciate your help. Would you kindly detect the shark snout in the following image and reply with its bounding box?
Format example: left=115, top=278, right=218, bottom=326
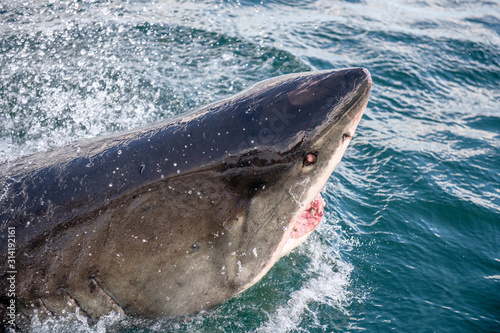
left=335, top=68, right=371, bottom=140
left=344, top=67, right=372, bottom=89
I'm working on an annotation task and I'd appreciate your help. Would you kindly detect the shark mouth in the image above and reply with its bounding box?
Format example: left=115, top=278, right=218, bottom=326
left=290, top=192, right=325, bottom=239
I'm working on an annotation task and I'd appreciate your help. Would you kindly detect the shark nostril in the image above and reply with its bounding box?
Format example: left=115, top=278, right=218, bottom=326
left=342, top=133, right=352, bottom=142
left=303, top=153, right=317, bottom=166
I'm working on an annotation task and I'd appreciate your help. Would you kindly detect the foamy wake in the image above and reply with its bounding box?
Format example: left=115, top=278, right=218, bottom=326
left=255, top=218, right=355, bottom=333
left=28, top=309, right=123, bottom=333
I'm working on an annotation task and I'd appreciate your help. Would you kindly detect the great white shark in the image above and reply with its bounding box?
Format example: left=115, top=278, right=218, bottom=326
left=0, top=67, right=371, bottom=328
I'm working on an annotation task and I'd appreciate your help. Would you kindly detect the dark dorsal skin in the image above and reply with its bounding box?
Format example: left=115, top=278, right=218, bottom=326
left=0, top=68, right=372, bottom=327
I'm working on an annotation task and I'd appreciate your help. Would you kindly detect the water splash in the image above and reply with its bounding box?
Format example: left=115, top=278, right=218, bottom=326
left=256, top=219, right=355, bottom=333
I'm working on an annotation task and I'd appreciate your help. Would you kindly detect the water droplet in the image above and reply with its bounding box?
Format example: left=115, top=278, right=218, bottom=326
left=117, top=149, right=122, bottom=155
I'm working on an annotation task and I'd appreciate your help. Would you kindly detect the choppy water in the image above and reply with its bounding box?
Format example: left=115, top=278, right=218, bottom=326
left=1, top=0, right=499, bottom=332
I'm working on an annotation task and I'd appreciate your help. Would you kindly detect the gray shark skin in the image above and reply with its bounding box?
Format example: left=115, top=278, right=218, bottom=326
left=0, top=68, right=371, bottom=328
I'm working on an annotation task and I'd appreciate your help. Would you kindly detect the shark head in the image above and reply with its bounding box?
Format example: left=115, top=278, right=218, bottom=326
left=205, top=67, right=372, bottom=292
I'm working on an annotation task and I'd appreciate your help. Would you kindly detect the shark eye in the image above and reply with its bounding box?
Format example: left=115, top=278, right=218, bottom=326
left=303, top=153, right=317, bottom=167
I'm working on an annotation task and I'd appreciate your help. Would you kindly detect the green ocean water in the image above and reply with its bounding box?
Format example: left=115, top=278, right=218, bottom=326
left=1, top=0, right=499, bottom=332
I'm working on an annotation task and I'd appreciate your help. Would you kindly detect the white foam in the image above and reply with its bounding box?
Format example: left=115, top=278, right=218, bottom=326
left=256, top=217, right=355, bottom=332
left=28, top=309, right=124, bottom=333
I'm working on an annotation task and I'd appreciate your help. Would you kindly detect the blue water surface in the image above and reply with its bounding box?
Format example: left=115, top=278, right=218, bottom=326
left=1, top=0, right=499, bottom=332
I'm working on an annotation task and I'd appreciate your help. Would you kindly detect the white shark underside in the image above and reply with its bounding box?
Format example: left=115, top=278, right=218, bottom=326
left=0, top=68, right=371, bottom=329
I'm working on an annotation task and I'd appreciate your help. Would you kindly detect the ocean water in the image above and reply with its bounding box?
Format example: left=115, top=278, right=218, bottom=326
left=1, top=0, right=499, bottom=332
